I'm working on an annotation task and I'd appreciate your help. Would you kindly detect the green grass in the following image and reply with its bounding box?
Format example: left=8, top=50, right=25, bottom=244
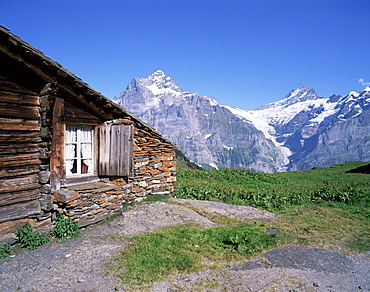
left=270, top=202, right=370, bottom=252
left=109, top=161, right=370, bottom=288
left=110, top=222, right=278, bottom=286
left=174, top=161, right=370, bottom=210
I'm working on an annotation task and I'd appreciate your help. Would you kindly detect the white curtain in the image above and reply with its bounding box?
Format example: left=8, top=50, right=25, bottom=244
left=65, top=144, right=76, bottom=175
left=66, top=127, right=77, bottom=142
left=65, top=126, right=93, bottom=175
left=80, top=126, right=92, bottom=142
left=66, top=159, right=75, bottom=175
left=66, top=127, right=77, bottom=175
left=80, top=127, right=93, bottom=173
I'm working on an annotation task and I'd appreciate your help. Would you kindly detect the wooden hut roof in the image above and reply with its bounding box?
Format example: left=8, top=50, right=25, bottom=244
left=0, top=26, right=174, bottom=146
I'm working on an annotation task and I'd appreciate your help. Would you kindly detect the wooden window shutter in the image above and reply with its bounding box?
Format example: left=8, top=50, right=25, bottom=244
left=98, top=124, right=133, bottom=176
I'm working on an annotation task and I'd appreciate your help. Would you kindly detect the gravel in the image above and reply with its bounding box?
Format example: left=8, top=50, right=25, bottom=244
left=1, top=199, right=369, bottom=292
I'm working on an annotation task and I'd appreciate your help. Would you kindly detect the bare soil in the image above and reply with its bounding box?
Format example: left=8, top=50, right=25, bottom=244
left=0, top=198, right=369, bottom=292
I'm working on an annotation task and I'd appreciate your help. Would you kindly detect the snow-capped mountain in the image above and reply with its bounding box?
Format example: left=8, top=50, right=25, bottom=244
left=114, top=70, right=286, bottom=172
left=225, top=84, right=370, bottom=170
left=114, top=70, right=370, bottom=171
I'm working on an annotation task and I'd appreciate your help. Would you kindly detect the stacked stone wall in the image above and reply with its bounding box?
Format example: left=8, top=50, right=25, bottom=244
left=131, top=127, right=176, bottom=198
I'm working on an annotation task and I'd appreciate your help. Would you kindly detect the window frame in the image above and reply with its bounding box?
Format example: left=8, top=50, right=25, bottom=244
left=65, top=125, right=95, bottom=177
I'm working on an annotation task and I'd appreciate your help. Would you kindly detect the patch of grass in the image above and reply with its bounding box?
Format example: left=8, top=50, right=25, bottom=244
left=110, top=222, right=278, bottom=286
left=143, top=194, right=172, bottom=202
left=346, top=236, right=370, bottom=252
left=268, top=202, right=370, bottom=252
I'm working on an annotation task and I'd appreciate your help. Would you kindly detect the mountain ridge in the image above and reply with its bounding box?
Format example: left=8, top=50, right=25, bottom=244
left=113, top=71, right=370, bottom=172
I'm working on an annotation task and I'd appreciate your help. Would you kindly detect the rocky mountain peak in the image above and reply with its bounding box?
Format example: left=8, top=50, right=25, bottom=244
left=256, top=83, right=321, bottom=110
left=145, top=70, right=182, bottom=95
left=148, top=69, right=165, bottom=78
left=283, top=83, right=320, bottom=103
left=147, top=70, right=169, bottom=85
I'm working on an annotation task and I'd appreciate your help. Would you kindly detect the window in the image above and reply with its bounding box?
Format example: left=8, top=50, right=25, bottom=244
left=65, top=126, right=94, bottom=176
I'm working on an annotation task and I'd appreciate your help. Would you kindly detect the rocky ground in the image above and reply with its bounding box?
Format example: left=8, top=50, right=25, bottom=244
left=0, top=198, right=369, bottom=292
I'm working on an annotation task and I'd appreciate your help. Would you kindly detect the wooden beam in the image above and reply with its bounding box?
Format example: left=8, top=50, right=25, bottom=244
left=0, top=153, right=40, bottom=168
left=0, top=102, right=40, bottom=120
left=0, top=143, right=39, bottom=154
left=0, top=79, right=38, bottom=95
left=0, top=118, right=39, bottom=131
left=0, top=91, right=39, bottom=106
left=63, top=101, right=102, bottom=124
left=0, top=173, right=39, bottom=194
left=50, top=97, right=65, bottom=189
left=0, top=200, right=40, bottom=223
left=0, top=188, right=40, bottom=206
left=0, top=132, right=41, bottom=143
left=60, top=85, right=113, bottom=121
left=0, top=165, right=39, bottom=178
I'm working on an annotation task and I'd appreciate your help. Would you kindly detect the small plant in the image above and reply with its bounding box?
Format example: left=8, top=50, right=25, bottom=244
left=14, top=223, right=49, bottom=251
left=0, top=242, right=13, bottom=258
left=221, top=234, right=251, bottom=253
left=50, top=214, right=80, bottom=241
left=217, top=225, right=278, bottom=254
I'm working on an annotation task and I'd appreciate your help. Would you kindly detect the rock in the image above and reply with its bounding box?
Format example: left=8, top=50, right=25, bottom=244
left=266, top=228, right=280, bottom=235
left=38, top=171, right=51, bottom=184
left=40, top=184, right=51, bottom=194
left=39, top=193, right=53, bottom=211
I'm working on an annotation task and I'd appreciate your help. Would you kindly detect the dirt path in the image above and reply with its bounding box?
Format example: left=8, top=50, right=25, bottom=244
left=0, top=198, right=369, bottom=292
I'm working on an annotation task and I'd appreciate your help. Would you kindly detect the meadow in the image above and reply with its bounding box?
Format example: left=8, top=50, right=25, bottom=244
left=175, top=161, right=370, bottom=210
left=112, top=161, right=370, bottom=287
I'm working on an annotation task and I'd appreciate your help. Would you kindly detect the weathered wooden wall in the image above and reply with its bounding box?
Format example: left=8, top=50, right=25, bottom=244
left=98, top=124, right=133, bottom=177
left=0, top=78, right=41, bottom=229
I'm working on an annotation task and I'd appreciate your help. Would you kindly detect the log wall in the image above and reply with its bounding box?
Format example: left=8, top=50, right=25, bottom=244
left=0, top=78, right=42, bottom=236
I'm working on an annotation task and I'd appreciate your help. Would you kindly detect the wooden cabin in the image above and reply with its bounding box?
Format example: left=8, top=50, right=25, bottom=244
left=0, top=26, right=176, bottom=241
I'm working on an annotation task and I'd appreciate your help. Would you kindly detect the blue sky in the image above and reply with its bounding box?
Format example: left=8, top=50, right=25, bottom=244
left=1, top=0, right=369, bottom=109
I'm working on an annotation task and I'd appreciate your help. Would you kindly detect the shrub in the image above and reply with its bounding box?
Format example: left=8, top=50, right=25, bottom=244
left=50, top=214, right=80, bottom=241
left=14, top=223, right=49, bottom=251
left=0, top=242, right=13, bottom=258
